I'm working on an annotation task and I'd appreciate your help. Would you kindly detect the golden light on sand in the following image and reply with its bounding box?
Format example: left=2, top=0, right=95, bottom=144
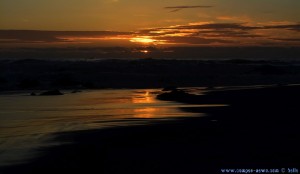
left=133, top=108, right=158, bottom=118
left=132, top=91, right=153, bottom=104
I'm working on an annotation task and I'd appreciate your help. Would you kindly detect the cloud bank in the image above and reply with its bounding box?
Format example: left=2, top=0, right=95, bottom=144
left=0, top=30, right=133, bottom=43
left=135, top=22, right=300, bottom=46
left=164, top=5, right=213, bottom=12
left=1, top=22, right=300, bottom=46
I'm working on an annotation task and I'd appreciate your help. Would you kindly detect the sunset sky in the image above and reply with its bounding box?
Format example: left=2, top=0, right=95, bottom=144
left=1, top=0, right=300, bottom=47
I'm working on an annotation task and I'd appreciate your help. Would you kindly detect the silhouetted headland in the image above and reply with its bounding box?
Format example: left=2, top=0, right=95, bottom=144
left=39, top=89, right=63, bottom=96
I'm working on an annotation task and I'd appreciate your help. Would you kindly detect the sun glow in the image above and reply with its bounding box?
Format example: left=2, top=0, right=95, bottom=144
left=130, top=37, right=156, bottom=44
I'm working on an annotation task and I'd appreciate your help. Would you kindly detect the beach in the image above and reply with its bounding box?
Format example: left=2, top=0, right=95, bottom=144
left=1, top=59, right=300, bottom=173
left=2, top=0, right=300, bottom=173
left=0, top=88, right=204, bottom=172
left=0, top=84, right=299, bottom=174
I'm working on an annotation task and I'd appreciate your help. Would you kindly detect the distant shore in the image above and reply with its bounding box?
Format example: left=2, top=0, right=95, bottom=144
left=1, top=47, right=300, bottom=60
left=1, top=58, right=300, bottom=91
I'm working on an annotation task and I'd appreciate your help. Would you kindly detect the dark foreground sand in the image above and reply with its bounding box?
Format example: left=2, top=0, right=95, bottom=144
left=1, top=85, right=299, bottom=174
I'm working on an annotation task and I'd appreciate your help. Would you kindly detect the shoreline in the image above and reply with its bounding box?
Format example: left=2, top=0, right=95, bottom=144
left=1, top=85, right=299, bottom=174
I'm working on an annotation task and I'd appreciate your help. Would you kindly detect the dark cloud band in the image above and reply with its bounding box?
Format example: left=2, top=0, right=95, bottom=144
left=164, top=5, right=213, bottom=12
left=1, top=22, right=300, bottom=46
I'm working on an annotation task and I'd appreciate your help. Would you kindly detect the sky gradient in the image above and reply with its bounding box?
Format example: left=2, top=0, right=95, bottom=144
left=1, top=0, right=300, bottom=47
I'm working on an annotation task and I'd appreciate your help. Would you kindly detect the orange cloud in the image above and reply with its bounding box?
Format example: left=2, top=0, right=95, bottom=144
left=1, top=22, right=300, bottom=46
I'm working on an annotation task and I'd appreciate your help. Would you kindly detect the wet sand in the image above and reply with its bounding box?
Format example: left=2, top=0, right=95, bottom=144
left=1, top=85, right=299, bottom=174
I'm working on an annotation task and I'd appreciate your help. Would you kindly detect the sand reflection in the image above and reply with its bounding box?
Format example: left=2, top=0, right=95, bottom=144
left=0, top=89, right=201, bottom=166
left=134, top=107, right=161, bottom=118
left=131, top=91, right=154, bottom=104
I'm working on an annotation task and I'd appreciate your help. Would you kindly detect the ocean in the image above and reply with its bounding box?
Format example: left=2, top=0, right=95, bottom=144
left=0, top=89, right=205, bottom=167
left=1, top=47, right=300, bottom=60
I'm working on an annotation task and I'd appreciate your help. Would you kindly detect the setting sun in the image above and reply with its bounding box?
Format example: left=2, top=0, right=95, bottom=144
left=130, top=37, right=156, bottom=44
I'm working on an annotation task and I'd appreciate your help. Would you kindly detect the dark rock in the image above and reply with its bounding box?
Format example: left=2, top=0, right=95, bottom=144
left=40, top=90, right=63, bottom=96
left=157, top=89, right=192, bottom=101
left=71, top=90, right=82, bottom=93
left=162, top=86, right=178, bottom=91
left=30, top=92, right=37, bottom=96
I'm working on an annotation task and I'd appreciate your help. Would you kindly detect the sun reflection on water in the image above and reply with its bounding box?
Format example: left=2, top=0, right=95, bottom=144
left=132, top=91, right=153, bottom=104
left=0, top=89, right=204, bottom=166
left=131, top=90, right=167, bottom=118
left=133, top=107, right=158, bottom=118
